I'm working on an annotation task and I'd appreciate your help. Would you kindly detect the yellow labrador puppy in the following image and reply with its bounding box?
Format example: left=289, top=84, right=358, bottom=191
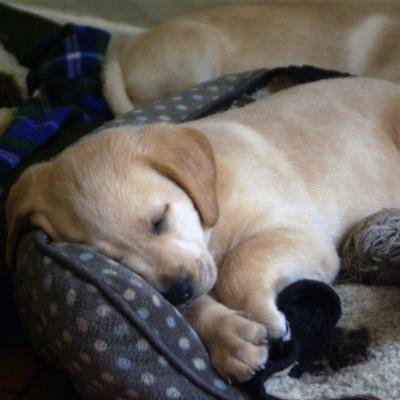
left=7, top=77, right=400, bottom=382
left=103, top=1, right=400, bottom=114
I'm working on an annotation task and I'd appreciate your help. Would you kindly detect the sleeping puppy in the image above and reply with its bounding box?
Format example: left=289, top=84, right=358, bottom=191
left=103, top=1, right=400, bottom=115
left=7, top=78, right=400, bottom=382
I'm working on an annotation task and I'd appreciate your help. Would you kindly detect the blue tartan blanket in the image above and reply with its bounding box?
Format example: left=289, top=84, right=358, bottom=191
left=0, top=24, right=111, bottom=176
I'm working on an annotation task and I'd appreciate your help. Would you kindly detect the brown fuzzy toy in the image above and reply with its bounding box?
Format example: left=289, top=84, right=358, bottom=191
left=340, top=208, right=400, bottom=285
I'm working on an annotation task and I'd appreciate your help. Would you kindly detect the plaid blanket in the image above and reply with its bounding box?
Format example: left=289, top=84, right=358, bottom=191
left=0, top=24, right=111, bottom=176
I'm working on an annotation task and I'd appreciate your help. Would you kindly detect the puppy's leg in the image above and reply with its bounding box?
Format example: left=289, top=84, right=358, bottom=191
left=184, top=294, right=268, bottom=382
left=214, top=226, right=339, bottom=339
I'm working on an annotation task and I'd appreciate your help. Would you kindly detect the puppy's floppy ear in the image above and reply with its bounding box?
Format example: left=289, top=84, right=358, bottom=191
left=6, top=162, right=55, bottom=269
left=143, top=124, right=219, bottom=227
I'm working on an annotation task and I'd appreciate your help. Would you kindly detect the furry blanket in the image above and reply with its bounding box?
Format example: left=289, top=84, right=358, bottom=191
left=264, top=284, right=400, bottom=400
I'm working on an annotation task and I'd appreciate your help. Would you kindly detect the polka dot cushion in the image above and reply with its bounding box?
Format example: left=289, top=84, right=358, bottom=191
left=93, top=68, right=271, bottom=131
left=10, top=66, right=351, bottom=400
left=13, top=230, right=244, bottom=400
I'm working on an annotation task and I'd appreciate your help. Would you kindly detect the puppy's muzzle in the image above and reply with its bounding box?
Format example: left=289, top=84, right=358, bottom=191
left=162, top=277, right=193, bottom=305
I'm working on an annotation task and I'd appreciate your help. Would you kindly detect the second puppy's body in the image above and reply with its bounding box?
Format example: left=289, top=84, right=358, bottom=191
left=103, top=1, right=400, bottom=114
left=7, top=78, right=400, bottom=381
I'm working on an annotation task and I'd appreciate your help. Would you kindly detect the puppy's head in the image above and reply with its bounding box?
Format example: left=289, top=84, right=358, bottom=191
left=6, top=123, right=219, bottom=304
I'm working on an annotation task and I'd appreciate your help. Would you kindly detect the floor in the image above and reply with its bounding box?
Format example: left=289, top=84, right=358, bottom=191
left=0, top=320, right=80, bottom=400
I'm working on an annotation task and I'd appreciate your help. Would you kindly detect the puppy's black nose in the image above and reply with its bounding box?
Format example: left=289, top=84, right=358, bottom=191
left=163, top=277, right=193, bottom=305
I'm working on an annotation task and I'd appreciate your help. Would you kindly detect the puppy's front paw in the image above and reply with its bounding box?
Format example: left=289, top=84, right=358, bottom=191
left=206, top=311, right=268, bottom=382
left=263, top=301, right=289, bottom=340
left=251, top=298, right=289, bottom=340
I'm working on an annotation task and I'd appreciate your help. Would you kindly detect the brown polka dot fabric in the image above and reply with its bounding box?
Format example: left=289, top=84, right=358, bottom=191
left=13, top=231, right=244, bottom=400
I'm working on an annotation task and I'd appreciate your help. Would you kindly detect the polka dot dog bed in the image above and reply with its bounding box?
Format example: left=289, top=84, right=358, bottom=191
left=15, top=231, right=240, bottom=400
left=11, top=66, right=350, bottom=400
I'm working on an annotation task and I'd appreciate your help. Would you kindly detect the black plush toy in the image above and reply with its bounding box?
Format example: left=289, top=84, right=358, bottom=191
left=243, top=280, right=342, bottom=400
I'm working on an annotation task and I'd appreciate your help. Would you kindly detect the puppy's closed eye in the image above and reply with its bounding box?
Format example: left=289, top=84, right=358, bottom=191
left=150, top=204, right=169, bottom=235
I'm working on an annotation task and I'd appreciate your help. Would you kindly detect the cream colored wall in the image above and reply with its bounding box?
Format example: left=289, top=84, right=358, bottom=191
left=1, top=0, right=265, bottom=29
left=0, top=0, right=387, bottom=35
